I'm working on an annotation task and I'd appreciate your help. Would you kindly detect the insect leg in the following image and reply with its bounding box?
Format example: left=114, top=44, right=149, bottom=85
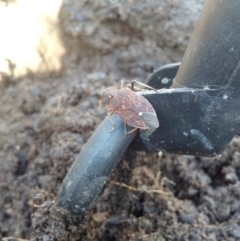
left=126, top=127, right=138, bottom=135
left=108, top=112, right=116, bottom=132
left=124, top=123, right=138, bottom=135
left=105, top=105, right=111, bottom=110
left=98, top=91, right=107, bottom=110
left=124, top=123, right=128, bottom=134
left=131, top=80, right=160, bottom=93
left=126, top=83, right=143, bottom=91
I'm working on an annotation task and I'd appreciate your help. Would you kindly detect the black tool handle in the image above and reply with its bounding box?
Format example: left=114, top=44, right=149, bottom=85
left=51, top=115, right=136, bottom=223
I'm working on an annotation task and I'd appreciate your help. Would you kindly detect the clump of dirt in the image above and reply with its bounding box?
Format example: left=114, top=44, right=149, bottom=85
left=3, top=1, right=240, bottom=241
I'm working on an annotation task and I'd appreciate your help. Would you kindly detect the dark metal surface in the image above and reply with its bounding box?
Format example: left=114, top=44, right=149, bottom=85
left=137, top=0, right=240, bottom=156
left=173, top=0, right=240, bottom=88
left=138, top=81, right=240, bottom=156
left=147, top=62, right=180, bottom=89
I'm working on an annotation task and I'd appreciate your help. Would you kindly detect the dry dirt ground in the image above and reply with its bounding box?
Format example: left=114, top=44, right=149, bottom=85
left=1, top=0, right=240, bottom=241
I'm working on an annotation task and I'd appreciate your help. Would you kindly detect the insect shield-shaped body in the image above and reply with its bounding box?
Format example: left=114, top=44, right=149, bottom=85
left=103, top=87, right=159, bottom=134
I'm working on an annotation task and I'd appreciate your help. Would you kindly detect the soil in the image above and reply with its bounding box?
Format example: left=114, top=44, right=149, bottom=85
left=1, top=0, right=240, bottom=241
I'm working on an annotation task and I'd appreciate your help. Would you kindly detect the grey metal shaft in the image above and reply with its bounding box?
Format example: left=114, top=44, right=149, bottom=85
left=51, top=115, right=136, bottom=223
left=173, top=0, right=240, bottom=89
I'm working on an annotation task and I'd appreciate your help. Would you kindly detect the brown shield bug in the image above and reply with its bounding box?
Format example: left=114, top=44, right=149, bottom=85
left=100, top=80, right=159, bottom=134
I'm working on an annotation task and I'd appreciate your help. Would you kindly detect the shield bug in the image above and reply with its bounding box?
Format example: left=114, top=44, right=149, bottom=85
left=100, top=80, right=159, bottom=134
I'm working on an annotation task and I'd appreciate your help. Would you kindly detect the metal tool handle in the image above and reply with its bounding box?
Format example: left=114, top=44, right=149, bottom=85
left=51, top=115, right=136, bottom=223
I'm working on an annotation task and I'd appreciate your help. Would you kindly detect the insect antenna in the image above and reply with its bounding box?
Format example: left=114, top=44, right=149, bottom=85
left=131, top=81, right=134, bottom=91
left=121, top=80, right=124, bottom=89
left=99, top=88, right=115, bottom=110
left=130, top=80, right=160, bottom=93
left=98, top=91, right=107, bottom=110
